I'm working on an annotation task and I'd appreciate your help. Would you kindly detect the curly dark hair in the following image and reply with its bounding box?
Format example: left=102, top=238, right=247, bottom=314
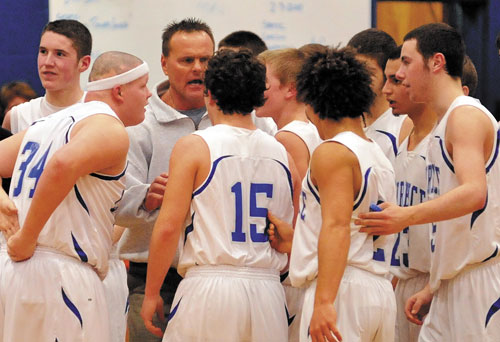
left=296, top=47, right=375, bottom=121
left=204, top=49, right=266, bottom=115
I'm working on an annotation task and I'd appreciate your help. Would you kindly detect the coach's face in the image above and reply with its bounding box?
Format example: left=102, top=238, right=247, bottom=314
left=396, top=39, right=431, bottom=104
left=161, top=30, right=214, bottom=110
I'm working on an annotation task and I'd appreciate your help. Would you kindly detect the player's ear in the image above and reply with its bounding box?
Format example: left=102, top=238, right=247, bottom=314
left=112, top=85, right=124, bottom=103
left=430, top=52, right=446, bottom=74
left=285, top=82, right=297, bottom=100
left=78, top=55, right=91, bottom=73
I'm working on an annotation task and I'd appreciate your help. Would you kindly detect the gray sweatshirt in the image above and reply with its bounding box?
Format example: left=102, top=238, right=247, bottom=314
left=114, top=80, right=211, bottom=262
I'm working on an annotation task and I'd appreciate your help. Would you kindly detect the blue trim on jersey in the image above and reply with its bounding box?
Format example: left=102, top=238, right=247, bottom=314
left=353, top=167, right=372, bottom=211
left=285, top=304, right=295, bottom=326
left=167, top=297, right=182, bottom=322
left=306, top=174, right=320, bottom=204
left=437, top=136, right=455, bottom=173
left=280, top=271, right=289, bottom=283
left=193, top=155, right=232, bottom=197
left=90, top=163, right=127, bottom=181
left=485, top=297, right=500, bottom=327
left=125, top=298, right=130, bottom=314
left=64, top=116, right=76, bottom=144
left=74, top=184, right=89, bottom=215
left=71, top=232, right=89, bottom=262
left=485, top=129, right=500, bottom=173
left=62, top=287, right=83, bottom=328
left=273, top=159, right=294, bottom=201
left=375, top=130, right=398, bottom=157
left=184, top=213, right=195, bottom=245
left=482, top=245, right=499, bottom=263
left=471, top=192, right=488, bottom=229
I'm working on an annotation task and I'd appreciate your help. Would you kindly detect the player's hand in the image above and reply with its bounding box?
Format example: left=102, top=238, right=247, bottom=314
left=267, top=211, right=294, bottom=254
left=405, top=284, right=433, bottom=325
left=0, top=195, right=20, bottom=240
left=355, top=202, right=409, bottom=235
left=309, top=303, right=342, bottom=342
left=144, top=172, right=169, bottom=211
left=141, top=294, right=165, bottom=337
left=6, top=230, right=36, bottom=262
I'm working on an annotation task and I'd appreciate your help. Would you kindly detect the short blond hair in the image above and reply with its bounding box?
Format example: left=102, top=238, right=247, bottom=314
left=258, top=48, right=305, bottom=86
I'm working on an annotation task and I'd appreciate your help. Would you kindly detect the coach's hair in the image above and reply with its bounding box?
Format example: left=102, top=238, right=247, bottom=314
left=404, top=23, right=465, bottom=78
left=258, top=48, right=305, bottom=86
left=462, top=55, right=478, bottom=97
left=347, top=28, right=397, bottom=72
left=204, top=49, right=266, bottom=115
left=161, top=18, right=214, bottom=57
left=42, top=19, right=92, bottom=59
left=296, top=47, right=375, bottom=121
left=218, top=30, right=268, bottom=56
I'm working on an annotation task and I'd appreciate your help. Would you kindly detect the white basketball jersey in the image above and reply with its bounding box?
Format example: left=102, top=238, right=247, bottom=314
left=8, top=101, right=125, bottom=278
left=277, top=120, right=322, bottom=157
left=365, top=108, right=407, bottom=166
left=177, top=124, right=294, bottom=276
left=427, top=95, right=500, bottom=291
left=10, top=93, right=87, bottom=134
left=289, top=131, right=396, bottom=288
left=391, top=134, right=432, bottom=280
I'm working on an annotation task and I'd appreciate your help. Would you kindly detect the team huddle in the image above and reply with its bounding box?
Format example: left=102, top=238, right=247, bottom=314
left=0, top=16, right=499, bottom=342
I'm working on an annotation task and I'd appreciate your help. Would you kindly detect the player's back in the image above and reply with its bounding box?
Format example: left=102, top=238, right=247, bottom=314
left=290, top=131, right=396, bottom=288
left=177, top=124, right=294, bottom=276
left=8, top=101, right=125, bottom=278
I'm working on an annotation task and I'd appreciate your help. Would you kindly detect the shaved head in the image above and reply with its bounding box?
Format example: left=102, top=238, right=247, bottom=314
left=89, top=51, right=143, bottom=81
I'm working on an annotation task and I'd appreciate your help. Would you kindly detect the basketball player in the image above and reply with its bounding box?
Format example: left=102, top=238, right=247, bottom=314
left=0, top=51, right=151, bottom=342
left=383, top=45, right=436, bottom=342
left=140, top=49, right=299, bottom=341
left=357, top=23, right=500, bottom=341
left=348, top=28, right=413, bottom=165
left=2, top=19, right=91, bottom=133
left=269, top=47, right=397, bottom=342
left=255, top=47, right=321, bottom=342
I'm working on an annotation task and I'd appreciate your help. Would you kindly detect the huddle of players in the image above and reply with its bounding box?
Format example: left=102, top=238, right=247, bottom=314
left=0, top=16, right=499, bottom=342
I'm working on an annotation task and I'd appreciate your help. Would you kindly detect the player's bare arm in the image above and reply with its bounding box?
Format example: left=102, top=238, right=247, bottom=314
left=357, top=105, right=492, bottom=235
left=309, top=142, right=360, bottom=342
left=398, top=116, right=414, bottom=145
left=7, top=115, right=129, bottom=261
left=276, top=131, right=310, bottom=180
left=141, top=134, right=209, bottom=336
left=1, top=109, right=12, bottom=131
left=0, top=132, right=26, bottom=239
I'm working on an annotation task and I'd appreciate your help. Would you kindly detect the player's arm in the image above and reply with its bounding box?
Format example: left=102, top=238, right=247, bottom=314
left=276, top=131, right=310, bottom=180
left=358, top=106, right=492, bottom=235
left=141, top=134, right=206, bottom=337
left=7, top=115, right=129, bottom=261
left=398, top=116, right=414, bottom=146
left=1, top=109, right=12, bottom=131
left=0, top=131, right=26, bottom=239
left=309, top=142, right=358, bottom=342
left=286, top=151, right=301, bottom=224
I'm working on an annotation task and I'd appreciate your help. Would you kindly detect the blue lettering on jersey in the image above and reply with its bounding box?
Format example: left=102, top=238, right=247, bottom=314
left=231, top=181, right=274, bottom=243
left=13, top=141, right=52, bottom=198
left=426, top=164, right=440, bottom=196
left=391, top=227, right=409, bottom=267
left=396, top=181, right=426, bottom=207
left=299, top=190, right=307, bottom=221
left=430, top=223, right=437, bottom=252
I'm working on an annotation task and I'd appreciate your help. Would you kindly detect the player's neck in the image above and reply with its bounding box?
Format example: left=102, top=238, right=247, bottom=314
left=45, top=85, right=84, bottom=107
left=318, top=116, right=366, bottom=141
left=430, top=77, right=464, bottom=121
left=407, top=105, right=437, bottom=150
left=214, top=111, right=256, bottom=130
left=364, top=96, right=390, bottom=126
left=275, top=102, right=307, bottom=129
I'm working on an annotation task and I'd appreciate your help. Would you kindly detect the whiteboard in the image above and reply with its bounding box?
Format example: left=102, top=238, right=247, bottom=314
left=49, top=0, right=371, bottom=88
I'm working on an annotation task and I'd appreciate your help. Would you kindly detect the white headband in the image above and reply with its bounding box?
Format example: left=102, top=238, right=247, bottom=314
left=87, top=62, right=149, bottom=91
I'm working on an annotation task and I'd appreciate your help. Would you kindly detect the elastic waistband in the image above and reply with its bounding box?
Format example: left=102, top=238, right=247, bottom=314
left=185, top=265, right=280, bottom=281
left=1, top=246, right=92, bottom=268
left=455, top=253, right=500, bottom=278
